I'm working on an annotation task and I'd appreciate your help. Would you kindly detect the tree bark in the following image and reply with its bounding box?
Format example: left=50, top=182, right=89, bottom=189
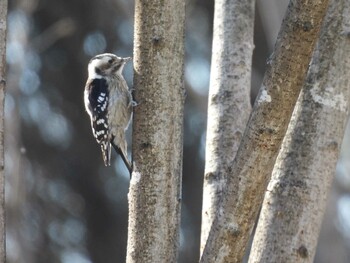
left=126, top=0, right=185, bottom=262
left=200, top=0, right=329, bottom=262
left=201, top=0, right=254, bottom=254
left=248, top=0, right=350, bottom=262
left=0, top=0, right=7, bottom=262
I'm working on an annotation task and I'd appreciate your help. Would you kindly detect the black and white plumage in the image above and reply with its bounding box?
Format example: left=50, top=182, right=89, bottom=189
left=84, top=53, right=133, bottom=173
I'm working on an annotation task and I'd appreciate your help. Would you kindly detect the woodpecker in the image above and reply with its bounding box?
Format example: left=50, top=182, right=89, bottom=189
left=84, top=53, right=133, bottom=173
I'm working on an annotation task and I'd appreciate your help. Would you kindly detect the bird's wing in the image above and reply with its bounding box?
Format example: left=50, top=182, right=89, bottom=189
left=85, top=78, right=109, bottom=144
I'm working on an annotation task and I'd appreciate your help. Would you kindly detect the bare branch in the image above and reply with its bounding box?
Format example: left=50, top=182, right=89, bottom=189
left=201, top=0, right=254, bottom=254
left=200, top=0, right=330, bottom=262
left=249, top=0, right=350, bottom=262
left=0, top=0, right=7, bottom=261
left=126, top=0, right=185, bottom=262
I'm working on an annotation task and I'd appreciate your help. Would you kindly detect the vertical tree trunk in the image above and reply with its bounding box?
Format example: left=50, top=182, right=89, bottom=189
left=201, top=0, right=254, bottom=254
left=0, top=0, right=7, bottom=262
left=126, top=0, right=185, bottom=262
left=200, top=0, right=329, bottom=262
left=248, top=0, right=350, bottom=262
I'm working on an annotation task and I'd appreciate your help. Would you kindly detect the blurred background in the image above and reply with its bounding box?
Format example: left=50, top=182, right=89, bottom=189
left=4, top=0, right=350, bottom=262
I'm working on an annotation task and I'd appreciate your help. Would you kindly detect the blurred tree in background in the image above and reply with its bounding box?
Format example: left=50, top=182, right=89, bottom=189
left=4, top=0, right=350, bottom=263
left=0, top=0, right=7, bottom=261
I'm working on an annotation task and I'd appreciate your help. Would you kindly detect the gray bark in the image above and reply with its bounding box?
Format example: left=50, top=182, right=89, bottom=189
left=201, top=0, right=254, bottom=254
left=248, top=0, right=350, bottom=262
left=0, top=0, right=7, bottom=261
left=126, top=0, right=185, bottom=262
left=200, top=0, right=329, bottom=262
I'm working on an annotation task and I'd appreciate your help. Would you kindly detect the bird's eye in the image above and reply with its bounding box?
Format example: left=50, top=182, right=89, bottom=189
left=95, top=67, right=102, bottom=75
left=108, top=59, right=113, bottom=64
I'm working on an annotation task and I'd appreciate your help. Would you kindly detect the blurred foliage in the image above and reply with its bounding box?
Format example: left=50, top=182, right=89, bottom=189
left=4, top=0, right=350, bottom=262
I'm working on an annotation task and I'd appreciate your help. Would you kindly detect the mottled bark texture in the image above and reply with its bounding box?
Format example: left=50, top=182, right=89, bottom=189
left=201, top=0, right=254, bottom=254
left=248, top=0, right=350, bottom=262
left=0, top=0, right=6, bottom=262
left=126, top=0, right=185, bottom=263
left=200, top=0, right=329, bottom=263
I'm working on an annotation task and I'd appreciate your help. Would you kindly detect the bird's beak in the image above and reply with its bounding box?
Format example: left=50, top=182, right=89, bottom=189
left=123, top=57, right=132, bottom=63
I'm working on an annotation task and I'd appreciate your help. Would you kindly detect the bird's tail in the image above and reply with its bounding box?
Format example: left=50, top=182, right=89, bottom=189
left=101, top=142, right=111, bottom=166
left=111, top=141, right=132, bottom=176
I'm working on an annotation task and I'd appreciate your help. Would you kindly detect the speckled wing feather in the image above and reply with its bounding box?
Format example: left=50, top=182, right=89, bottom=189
left=86, top=78, right=111, bottom=165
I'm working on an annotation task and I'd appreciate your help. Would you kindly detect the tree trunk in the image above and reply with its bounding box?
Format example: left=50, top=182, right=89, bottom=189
left=0, top=0, right=7, bottom=261
left=200, top=0, right=329, bottom=262
left=126, top=0, right=185, bottom=262
left=248, top=0, right=350, bottom=262
left=201, top=0, right=254, bottom=254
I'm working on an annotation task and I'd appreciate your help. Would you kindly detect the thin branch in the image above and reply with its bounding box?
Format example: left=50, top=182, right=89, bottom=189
left=0, top=0, right=7, bottom=262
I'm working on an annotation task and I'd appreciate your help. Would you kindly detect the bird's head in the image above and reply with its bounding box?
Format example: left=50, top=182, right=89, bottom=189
left=88, top=53, right=132, bottom=78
